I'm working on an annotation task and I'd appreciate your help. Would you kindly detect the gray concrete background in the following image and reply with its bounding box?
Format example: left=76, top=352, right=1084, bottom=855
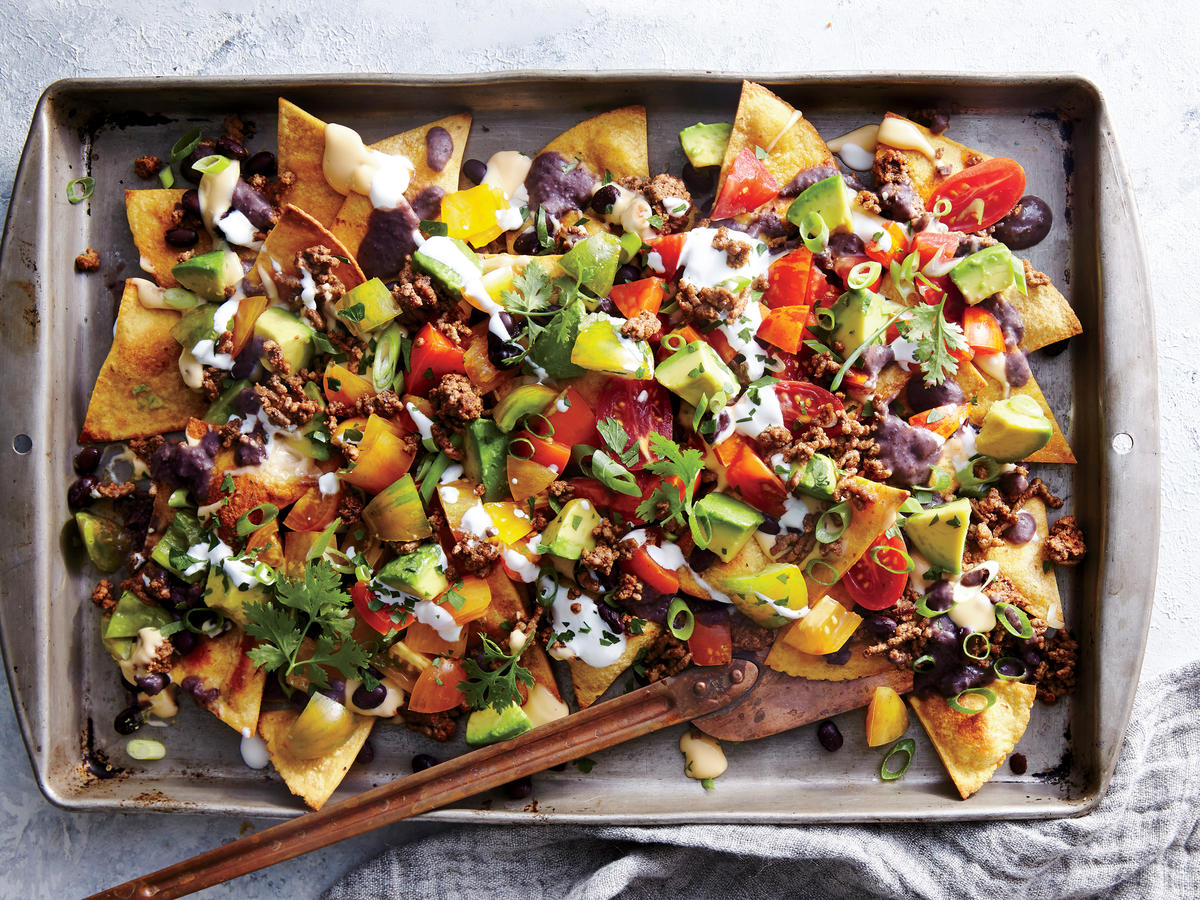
left=1, top=1, right=1195, bottom=896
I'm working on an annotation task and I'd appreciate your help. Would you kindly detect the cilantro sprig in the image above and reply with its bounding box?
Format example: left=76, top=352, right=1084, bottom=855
left=899, top=296, right=969, bottom=386
left=499, top=262, right=581, bottom=363
left=635, top=433, right=708, bottom=544
left=458, top=634, right=535, bottom=713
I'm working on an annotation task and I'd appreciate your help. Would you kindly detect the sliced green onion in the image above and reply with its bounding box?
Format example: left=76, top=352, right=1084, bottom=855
left=814, top=306, right=837, bottom=331
left=889, top=250, right=921, bottom=300
left=252, top=561, right=278, bottom=586
left=167, top=488, right=191, bottom=508
left=235, top=502, right=278, bottom=536
left=307, top=517, right=342, bottom=562
left=948, top=687, right=997, bottom=715
left=667, top=597, right=695, bottom=641
left=956, top=455, right=1004, bottom=497
left=912, top=654, right=936, bottom=673
left=184, top=606, right=226, bottom=636
left=158, top=167, right=175, bottom=189
left=418, top=452, right=452, bottom=507
left=535, top=572, right=559, bottom=607
left=662, top=332, right=687, bottom=353
left=1010, top=253, right=1028, bottom=296
left=993, top=657, right=1028, bottom=681
left=815, top=501, right=852, bottom=544
left=323, top=548, right=357, bottom=575
left=525, top=413, right=555, bottom=440
left=170, top=128, right=203, bottom=163
left=994, top=602, right=1034, bottom=639
left=354, top=563, right=373, bottom=584
left=419, top=219, right=449, bottom=237
left=191, top=155, right=232, bottom=176
left=163, top=288, right=201, bottom=310
left=880, top=738, right=916, bottom=781
left=805, top=558, right=839, bottom=586
left=126, top=738, right=166, bottom=761
left=509, top=437, right=535, bottom=461
left=962, top=632, right=990, bottom=661
left=371, top=323, right=403, bottom=391
left=591, top=450, right=641, bottom=497
left=870, top=543, right=914, bottom=574
left=931, top=197, right=953, bottom=219
left=66, top=177, right=95, bottom=204
left=536, top=207, right=552, bottom=249
left=829, top=309, right=907, bottom=392
left=689, top=509, right=713, bottom=549
left=700, top=777, right=716, bottom=790
left=800, top=211, right=830, bottom=253
left=846, top=260, right=882, bottom=290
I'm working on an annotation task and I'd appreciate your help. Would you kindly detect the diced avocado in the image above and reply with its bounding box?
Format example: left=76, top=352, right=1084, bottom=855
left=255, top=306, right=316, bottom=372
left=723, top=563, right=809, bottom=628
left=204, top=378, right=253, bottom=424
left=655, top=340, right=739, bottom=408
left=830, top=288, right=900, bottom=355
left=362, top=474, right=433, bottom=542
left=101, top=623, right=133, bottom=665
left=540, top=498, right=601, bottom=561
left=375, top=543, right=449, bottom=601
left=170, top=302, right=218, bottom=349
left=463, top=420, right=510, bottom=502
left=570, top=315, right=654, bottom=379
left=901, top=497, right=971, bottom=574
left=679, top=122, right=733, bottom=169
left=413, top=236, right=483, bottom=301
left=75, top=508, right=131, bottom=574
left=693, top=492, right=764, bottom=562
left=560, top=232, right=621, bottom=297
left=204, top=564, right=267, bottom=626
left=618, top=230, right=642, bottom=264
left=332, top=277, right=399, bottom=338
left=150, top=510, right=208, bottom=581
left=793, top=453, right=838, bottom=501
left=785, top=174, right=853, bottom=235
left=465, top=703, right=533, bottom=747
left=950, top=244, right=1018, bottom=305
left=171, top=248, right=242, bottom=302
left=104, top=591, right=173, bottom=640
left=529, top=299, right=586, bottom=379
left=975, top=395, right=1052, bottom=462
left=492, top=384, right=557, bottom=432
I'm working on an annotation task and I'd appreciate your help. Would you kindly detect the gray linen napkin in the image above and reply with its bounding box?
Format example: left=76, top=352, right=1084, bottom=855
left=325, top=661, right=1200, bottom=900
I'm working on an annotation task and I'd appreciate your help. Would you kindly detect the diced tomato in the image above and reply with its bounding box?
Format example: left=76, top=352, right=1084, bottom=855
left=595, top=377, right=674, bottom=471
left=545, top=386, right=599, bottom=449
left=626, top=546, right=681, bottom=594
left=408, top=657, right=468, bottom=714
left=841, top=532, right=908, bottom=611
left=757, top=305, right=810, bottom=355
left=568, top=472, right=655, bottom=524
left=928, top=157, right=1026, bottom=232
left=688, top=616, right=733, bottom=667
left=807, top=267, right=841, bottom=308
left=916, top=272, right=953, bottom=306
left=283, top=484, right=341, bottom=532
left=908, top=403, right=970, bottom=440
left=774, top=381, right=843, bottom=431
left=911, top=232, right=959, bottom=269
left=703, top=327, right=738, bottom=365
left=724, top=438, right=787, bottom=517
left=351, top=581, right=413, bottom=635
left=763, top=248, right=813, bottom=309
left=832, top=254, right=881, bottom=292
left=406, top=323, right=467, bottom=395
left=609, top=277, right=667, bottom=318
left=513, top=431, right=571, bottom=473
left=647, top=233, right=687, bottom=279
left=324, top=363, right=374, bottom=406
left=711, top=147, right=780, bottom=219
left=863, top=221, right=909, bottom=268
left=768, top=348, right=807, bottom=380
left=962, top=306, right=1006, bottom=354
left=229, top=295, right=268, bottom=359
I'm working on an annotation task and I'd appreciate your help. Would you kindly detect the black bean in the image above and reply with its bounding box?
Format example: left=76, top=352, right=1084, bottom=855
left=356, top=740, right=375, bottom=766
left=181, top=188, right=201, bottom=217
left=73, top=447, right=102, bottom=475
left=165, top=227, right=199, bottom=248
left=512, top=229, right=540, bottom=255
left=757, top=514, right=781, bottom=535
left=1040, top=338, right=1071, bottom=358
left=243, top=150, right=277, bottom=178
left=462, top=158, right=488, bottom=186
left=171, top=629, right=198, bottom=656
left=114, top=705, right=145, bottom=735
left=688, top=548, right=719, bottom=573
left=991, top=195, right=1053, bottom=251
left=352, top=682, right=387, bottom=710
left=67, top=476, right=96, bottom=511
left=181, top=140, right=216, bottom=184
left=596, top=297, right=620, bottom=316
left=1003, top=511, right=1037, bottom=546
left=214, top=137, right=249, bottom=161
left=487, top=332, right=526, bottom=369
left=317, top=679, right=346, bottom=705
left=425, top=126, right=454, bottom=172
left=505, top=776, right=533, bottom=800
left=1009, top=753, right=1028, bottom=775
left=613, top=264, right=641, bottom=286
left=590, top=184, right=620, bottom=216
left=960, top=567, right=988, bottom=587
left=817, top=719, right=843, bottom=752
left=824, top=647, right=851, bottom=666
left=135, top=673, right=167, bottom=696
left=411, top=753, right=438, bottom=772
left=864, top=615, right=897, bottom=639
left=924, top=580, right=955, bottom=613
left=997, top=470, right=1028, bottom=499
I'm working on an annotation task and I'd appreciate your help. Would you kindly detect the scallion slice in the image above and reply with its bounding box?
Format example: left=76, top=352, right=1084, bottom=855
left=591, top=450, right=641, bottom=497
left=167, top=488, right=190, bottom=509
left=870, top=543, right=914, bottom=575
left=126, top=738, right=166, bottom=761
left=525, top=413, right=555, bottom=440
left=962, top=632, right=990, bottom=661
left=667, top=597, right=695, bottom=641
left=509, top=437, right=535, bottom=461
left=804, top=558, right=839, bottom=586
left=170, top=128, right=203, bottom=163
left=661, top=332, right=686, bottom=353
left=948, top=687, right=997, bottom=715
left=371, top=323, right=403, bottom=392
left=800, top=211, right=830, bottom=253
left=158, top=167, right=175, bottom=189
left=993, top=657, right=1028, bottom=681
left=815, top=501, right=852, bottom=544
left=814, top=306, right=837, bottom=331
left=846, top=260, right=882, bottom=291
left=234, top=502, right=278, bottom=536
left=912, top=654, right=936, bottom=673
left=931, top=197, right=953, bottom=219
left=880, top=738, right=916, bottom=781
left=190, top=154, right=232, bottom=176
left=162, top=288, right=201, bottom=310
left=66, top=176, right=95, bottom=204
left=994, top=601, right=1034, bottom=639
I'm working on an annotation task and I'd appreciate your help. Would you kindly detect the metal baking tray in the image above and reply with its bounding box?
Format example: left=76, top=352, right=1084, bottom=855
left=0, top=72, right=1157, bottom=822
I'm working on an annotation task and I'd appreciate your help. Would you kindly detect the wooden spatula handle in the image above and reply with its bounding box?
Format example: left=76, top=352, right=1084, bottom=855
left=87, top=659, right=757, bottom=900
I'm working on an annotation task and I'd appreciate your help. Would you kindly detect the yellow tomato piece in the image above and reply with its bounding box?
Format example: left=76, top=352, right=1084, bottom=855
left=781, top=595, right=862, bottom=656
left=479, top=266, right=516, bottom=312
left=340, top=415, right=414, bottom=494
left=507, top=455, right=560, bottom=503
left=483, top=501, right=534, bottom=545
left=404, top=621, right=468, bottom=658
left=865, top=685, right=910, bottom=747
left=442, top=184, right=508, bottom=248
left=440, top=575, right=492, bottom=626
left=324, top=362, right=374, bottom=405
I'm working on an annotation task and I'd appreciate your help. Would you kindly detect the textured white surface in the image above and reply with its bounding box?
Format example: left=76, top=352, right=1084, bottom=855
left=0, top=0, right=1195, bottom=896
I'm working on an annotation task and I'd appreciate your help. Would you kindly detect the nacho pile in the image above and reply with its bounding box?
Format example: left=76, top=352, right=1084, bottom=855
left=72, top=81, right=1083, bottom=809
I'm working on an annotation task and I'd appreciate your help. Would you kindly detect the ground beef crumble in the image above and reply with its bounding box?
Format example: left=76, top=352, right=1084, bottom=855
left=731, top=616, right=774, bottom=653
left=613, top=572, right=643, bottom=605
left=451, top=535, right=500, bottom=577
left=94, top=481, right=137, bottom=500
left=91, top=580, right=117, bottom=612
left=757, top=403, right=882, bottom=481
left=579, top=518, right=633, bottom=576
left=75, top=248, right=100, bottom=272
left=253, top=373, right=322, bottom=427
left=625, top=173, right=692, bottom=232
left=402, top=709, right=459, bottom=742
left=1045, top=516, right=1086, bottom=566
left=336, top=490, right=364, bottom=529
left=134, top=155, right=162, bottom=179
left=968, top=478, right=1062, bottom=552
left=429, top=374, right=483, bottom=428
left=639, top=633, right=693, bottom=683
left=390, top=262, right=457, bottom=320
left=619, top=310, right=661, bottom=341
left=873, top=148, right=914, bottom=186
left=711, top=226, right=751, bottom=268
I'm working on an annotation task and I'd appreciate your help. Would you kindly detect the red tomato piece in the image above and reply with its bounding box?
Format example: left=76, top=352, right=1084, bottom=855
left=841, top=532, right=909, bottom=611
left=609, top=277, right=667, bottom=318
left=722, top=436, right=787, bottom=517
left=757, top=305, right=810, bottom=355
left=351, top=581, right=413, bottom=635
left=962, top=306, right=1006, bottom=354
left=774, top=380, right=843, bottom=431
left=806, top=267, right=841, bottom=308
left=911, top=232, right=960, bottom=269
left=595, top=377, right=674, bottom=471
left=711, top=147, right=781, bottom=219
left=567, top=475, right=652, bottom=524
left=647, top=233, right=687, bottom=279
left=513, top=431, right=571, bottom=473
left=406, top=323, right=467, bottom=395
left=545, top=386, right=600, bottom=449
left=928, top=157, right=1026, bottom=232
left=408, top=657, right=468, bottom=714
left=626, top=546, right=681, bottom=595
left=688, top=616, right=733, bottom=667
left=763, top=248, right=813, bottom=309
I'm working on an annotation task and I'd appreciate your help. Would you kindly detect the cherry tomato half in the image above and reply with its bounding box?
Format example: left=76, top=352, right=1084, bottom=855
left=351, top=581, right=413, bottom=635
left=774, top=380, right=843, bottom=431
left=927, top=157, right=1026, bottom=232
left=711, top=147, right=780, bottom=219
left=841, top=532, right=909, bottom=611
left=595, top=377, right=674, bottom=471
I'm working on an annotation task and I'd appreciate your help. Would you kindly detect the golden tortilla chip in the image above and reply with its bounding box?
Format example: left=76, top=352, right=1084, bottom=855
left=330, top=113, right=472, bottom=258
left=80, top=280, right=208, bottom=442
left=911, top=679, right=1036, bottom=799
left=540, top=106, right=648, bottom=180
left=567, top=622, right=662, bottom=709
left=251, top=204, right=365, bottom=299
left=985, top=497, right=1062, bottom=624
left=873, top=112, right=990, bottom=202
left=277, top=98, right=347, bottom=227
left=125, top=190, right=215, bottom=287
left=764, top=635, right=894, bottom=681
left=962, top=363, right=1075, bottom=464
left=258, top=708, right=374, bottom=810
left=170, top=626, right=266, bottom=735
left=477, top=570, right=563, bottom=703
left=999, top=270, right=1082, bottom=353
left=718, top=81, right=834, bottom=197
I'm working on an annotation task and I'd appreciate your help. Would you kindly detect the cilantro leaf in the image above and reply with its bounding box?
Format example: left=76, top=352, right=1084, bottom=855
left=596, top=417, right=640, bottom=467
left=635, top=433, right=705, bottom=529
left=898, top=297, right=969, bottom=386
left=458, top=634, right=535, bottom=712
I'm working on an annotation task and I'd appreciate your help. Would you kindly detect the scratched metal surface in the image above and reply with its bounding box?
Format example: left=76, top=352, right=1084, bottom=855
left=0, top=73, right=1157, bottom=821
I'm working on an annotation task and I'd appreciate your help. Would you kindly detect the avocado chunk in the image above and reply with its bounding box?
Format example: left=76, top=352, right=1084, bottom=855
left=950, top=244, right=1019, bottom=305
left=362, top=474, right=433, bottom=542
left=375, top=543, right=449, bottom=601
left=570, top=314, right=655, bottom=379
left=171, top=249, right=243, bottom=302
left=974, top=395, right=1052, bottom=462
left=830, top=288, right=900, bottom=356
left=785, top=174, right=853, bottom=235
left=539, top=498, right=602, bottom=561
left=104, top=590, right=174, bottom=640
left=693, top=492, right=764, bottom=562
left=465, top=703, right=534, bottom=747
left=901, top=497, right=971, bottom=574
left=560, top=232, right=621, bottom=297
left=204, top=564, right=267, bottom=626
left=492, top=383, right=557, bottom=433
left=170, top=302, right=218, bottom=350
left=655, top=340, right=739, bottom=409
left=254, top=306, right=316, bottom=372
left=75, top=508, right=132, bottom=574
left=723, top=562, right=809, bottom=628
left=529, top=299, right=587, bottom=379
left=462, top=420, right=510, bottom=502
left=292, top=381, right=333, bottom=461
left=679, top=122, right=733, bottom=169
left=150, top=510, right=208, bottom=581
left=413, top=236, right=483, bottom=302
left=792, top=453, right=838, bottom=501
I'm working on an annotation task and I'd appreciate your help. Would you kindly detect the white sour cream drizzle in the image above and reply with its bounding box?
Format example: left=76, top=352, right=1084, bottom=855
left=717, top=301, right=770, bottom=381
left=482, top=150, right=532, bottom=231
left=460, top=501, right=498, bottom=539
left=828, top=124, right=879, bottom=170
left=117, top=627, right=168, bottom=684
left=217, top=209, right=261, bottom=249
left=239, top=728, right=270, bottom=769
left=594, top=182, right=655, bottom=241
left=406, top=402, right=436, bottom=442
left=714, top=383, right=785, bottom=444
left=543, top=576, right=627, bottom=668
left=322, top=123, right=414, bottom=210
left=418, top=235, right=512, bottom=341
left=439, top=463, right=465, bottom=484
left=199, top=159, right=240, bottom=234
left=764, top=109, right=804, bottom=154
left=318, top=472, right=340, bottom=496
left=678, top=227, right=771, bottom=292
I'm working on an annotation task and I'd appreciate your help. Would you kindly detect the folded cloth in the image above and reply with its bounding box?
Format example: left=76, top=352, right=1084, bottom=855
left=325, top=661, right=1200, bottom=900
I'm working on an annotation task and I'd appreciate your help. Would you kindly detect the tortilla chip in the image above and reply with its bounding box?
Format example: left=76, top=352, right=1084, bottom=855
left=985, top=498, right=1062, bottom=623
left=125, top=190, right=215, bottom=287
left=251, top=204, right=365, bottom=300
left=477, top=569, right=564, bottom=703
left=567, top=622, right=661, bottom=709
left=999, top=270, right=1082, bottom=353
left=718, top=81, right=834, bottom=196
left=539, top=106, right=648, bottom=180
left=330, top=113, right=472, bottom=258
left=169, top=626, right=265, bottom=735
left=258, top=708, right=374, bottom=810
left=764, top=635, right=895, bottom=681
left=910, top=680, right=1036, bottom=799
left=873, top=112, right=990, bottom=202
left=962, top=363, right=1075, bottom=463
left=80, top=280, right=208, bottom=442
left=277, top=98, right=347, bottom=227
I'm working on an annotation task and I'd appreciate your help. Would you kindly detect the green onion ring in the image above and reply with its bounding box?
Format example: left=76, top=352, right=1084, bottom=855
left=805, top=559, right=839, bottom=586
left=190, top=154, right=232, bottom=176
left=66, top=177, right=95, bottom=204
left=993, top=656, right=1028, bottom=681
left=994, top=602, right=1034, bottom=639
left=371, top=323, right=403, bottom=391
left=235, top=502, right=279, bottom=537
left=167, top=488, right=190, bottom=509
left=158, top=167, right=175, bottom=189
left=880, top=738, right=916, bottom=781
left=846, top=260, right=882, bottom=291
left=251, top=561, right=278, bottom=586
left=870, top=543, right=914, bottom=575
left=815, top=502, right=852, bottom=544
left=912, top=654, right=936, bottom=673
left=509, top=437, right=535, bottom=461
left=591, top=450, right=641, bottom=497
left=525, top=413, right=555, bottom=440
left=354, top=563, right=373, bottom=584
left=916, top=590, right=954, bottom=618
left=170, top=128, right=203, bottom=163
left=947, top=687, right=997, bottom=715
left=962, top=632, right=990, bottom=661
left=931, top=197, right=953, bottom=218
left=662, top=332, right=686, bottom=353
left=162, top=288, right=201, bottom=310
left=814, top=306, right=837, bottom=331
left=125, top=738, right=166, bottom=761
left=667, top=597, right=695, bottom=641
left=184, top=606, right=227, bottom=636
left=800, top=211, right=830, bottom=253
